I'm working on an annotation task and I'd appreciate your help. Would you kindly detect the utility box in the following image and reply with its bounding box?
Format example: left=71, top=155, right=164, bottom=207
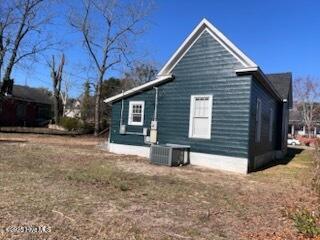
left=151, top=120, right=157, bottom=130
left=119, top=125, right=126, bottom=134
left=150, top=129, right=157, bottom=143
left=150, top=144, right=190, bottom=166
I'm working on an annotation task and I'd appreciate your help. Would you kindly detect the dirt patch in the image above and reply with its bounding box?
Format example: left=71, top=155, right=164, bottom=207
left=0, top=132, right=103, bottom=149
left=0, top=133, right=317, bottom=239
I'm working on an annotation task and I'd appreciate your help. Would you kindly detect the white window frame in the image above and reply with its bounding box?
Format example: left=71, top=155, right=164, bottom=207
left=188, top=94, right=213, bottom=139
left=255, top=98, right=262, bottom=143
left=128, top=101, right=145, bottom=126
left=269, top=108, right=273, bottom=142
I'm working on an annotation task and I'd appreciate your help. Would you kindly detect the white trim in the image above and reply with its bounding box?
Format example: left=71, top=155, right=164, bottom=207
left=107, top=143, right=150, bottom=158
left=235, top=66, right=259, bottom=73
left=190, top=152, right=248, bottom=174
left=158, top=18, right=257, bottom=76
left=128, top=101, right=145, bottom=126
left=235, top=67, right=283, bottom=101
left=163, top=29, right=209, bottom=75
left=107, top=143, right=248, bottom=174
left=188, top=95, right=213, bottom=139
left=104, top=75, right=172, bottom=103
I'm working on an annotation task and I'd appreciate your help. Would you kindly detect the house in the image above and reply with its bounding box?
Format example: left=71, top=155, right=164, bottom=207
left=0, top=84, right=52, bottom=127
left=289, top=106, right=320, bottom=137
left=64, top=99, right=81, bottom=118
left=104, top=19, right=292, bottom=174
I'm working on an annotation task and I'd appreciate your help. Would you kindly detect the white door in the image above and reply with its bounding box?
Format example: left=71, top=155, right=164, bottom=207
left=189, top=95, right=212, bottom=139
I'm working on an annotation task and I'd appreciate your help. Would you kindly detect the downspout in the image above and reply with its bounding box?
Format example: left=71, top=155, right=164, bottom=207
left=153, top=87, right=158, bottom=121
left=150, top=87, right=159, bottom=144
left=120, top=90, right=124, bottom=127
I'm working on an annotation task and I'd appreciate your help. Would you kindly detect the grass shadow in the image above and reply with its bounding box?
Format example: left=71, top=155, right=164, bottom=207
left=0, top=139, right=28, bottom=143
left=252, top=147, right=304, bottom=172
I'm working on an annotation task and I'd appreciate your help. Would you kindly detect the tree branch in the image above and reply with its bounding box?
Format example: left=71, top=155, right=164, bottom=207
left=80, top=2, right=101, bottom=71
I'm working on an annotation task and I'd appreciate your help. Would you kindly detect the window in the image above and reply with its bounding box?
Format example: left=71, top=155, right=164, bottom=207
left=189, top=95, right=213, bottom=139
left=269, top=108, right=273, bottom=142
left=255, top=98, right=262, bottom=143
left=128, top=101, right=144, bottom=126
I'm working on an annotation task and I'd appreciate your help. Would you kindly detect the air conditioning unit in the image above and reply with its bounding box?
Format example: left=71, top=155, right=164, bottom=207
left=150, top=144, right=190, bottom=166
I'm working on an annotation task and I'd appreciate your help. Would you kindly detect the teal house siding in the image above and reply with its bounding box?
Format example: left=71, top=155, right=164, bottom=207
left=110, top=90, right=156, bottom=146
left=106, top=19, right=292, bottom=173
left=247, top=77, right=282, bottom=170
left=110, top=31, right=252, bottom=158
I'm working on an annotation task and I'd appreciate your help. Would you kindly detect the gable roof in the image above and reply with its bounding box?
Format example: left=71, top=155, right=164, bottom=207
left=158, top=18, right=257, bottom=76
left=105, top=18, right=258, bottom=104
left=1, top=83, right=53, bottom=104
left=266, top=73, right=292, bottom=99
left=104, top=18, right=287, bottom=104
left=266, top=72, right=293, bottom=108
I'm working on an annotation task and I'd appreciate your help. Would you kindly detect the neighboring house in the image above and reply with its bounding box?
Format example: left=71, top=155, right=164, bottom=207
left=104, top=19, right=292, bottom=174
left=289, top=106, right=320, bottom=137
left=0, top=84, right=52, bottom=127
left=64, top=99, right=81, bottom=118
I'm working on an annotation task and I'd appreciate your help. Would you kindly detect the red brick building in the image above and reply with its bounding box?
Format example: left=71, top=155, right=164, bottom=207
left=0, top=85, right=53, bottom=127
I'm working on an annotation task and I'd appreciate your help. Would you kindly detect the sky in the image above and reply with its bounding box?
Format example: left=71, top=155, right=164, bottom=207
left=12, top=0, right=320, bottom=97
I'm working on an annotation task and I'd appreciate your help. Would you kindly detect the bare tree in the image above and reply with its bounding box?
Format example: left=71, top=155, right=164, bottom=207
left=294, top=77, right=320, bottom=138
left=60, top=77, right=72, bottom=116
left=0, top=0, right=53, bottom=96
left=0, top=3, right=14, bottom=80
left=69, top=0, right=152, bottom=135
left=122, top=62, right=157, bottom=90
left=49, top=54, right=65, bottom=124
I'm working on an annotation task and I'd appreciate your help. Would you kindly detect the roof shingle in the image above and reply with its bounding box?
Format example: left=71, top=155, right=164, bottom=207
left=0, top=83, right=53, bottom=104
left=266, top=72, right=293, bottom=107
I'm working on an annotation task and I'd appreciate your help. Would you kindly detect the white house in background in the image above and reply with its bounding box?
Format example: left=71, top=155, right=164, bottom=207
left=64, top=99, right=81, bottom=118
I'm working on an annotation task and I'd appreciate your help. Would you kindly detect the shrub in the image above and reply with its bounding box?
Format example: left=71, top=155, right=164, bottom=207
left=82, top=122, right=94, bottom=133
left=313, top=140, right=320, bottom=197
left=291, top=209, right=320, bottom=237
left=59, top=117, right=83, bottom=131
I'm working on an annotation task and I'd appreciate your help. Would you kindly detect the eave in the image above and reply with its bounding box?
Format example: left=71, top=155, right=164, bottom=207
left=236, top=67, right=284, bottom=102
left=104, top=75, right=173, bottom=104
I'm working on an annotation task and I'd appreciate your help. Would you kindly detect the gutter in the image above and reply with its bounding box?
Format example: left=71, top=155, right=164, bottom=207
left=235, top=66, right=283, bottom=101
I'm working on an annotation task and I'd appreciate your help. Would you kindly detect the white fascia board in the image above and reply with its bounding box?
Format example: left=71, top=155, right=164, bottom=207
left=158, top=18, right=257, bottom=76
left=234, top=66, right=259, bottom=73
left=104, top=75, right=172, bottom=103
left=203, top=19, right=257, bottom=67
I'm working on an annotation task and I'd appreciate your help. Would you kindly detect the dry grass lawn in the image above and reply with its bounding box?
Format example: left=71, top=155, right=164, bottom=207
left=0, top=133, right=318, bottom=240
